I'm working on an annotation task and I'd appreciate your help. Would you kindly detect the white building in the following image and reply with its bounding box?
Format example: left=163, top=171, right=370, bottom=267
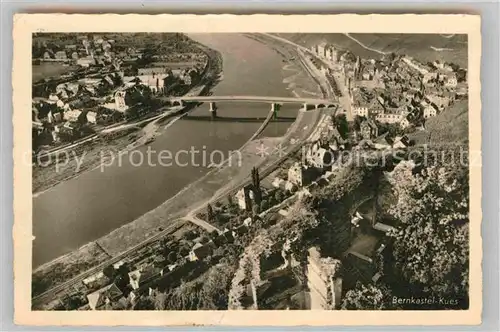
left=128, top=265, right=159, bottom=290
left=423, top=105, right=438, bottom=118
left=63, top=109, right=82, bottom=122
left=86, top=283, right=122, bottom=310
left=235, top=187, right=252, bottom=210
left=400, top=117, right=410, bottom=129
left=86, top=111, right=97, bottom=124
left=317, top=43, right=327, bottom=59
left=288, top=162, right=312, bottom=187
left=353, top=105, right=369, bottom=117
left=306, top=143, right=333, bottom=169
left=402, top=56, right=430, bottom=75
left=375, top=112, right=405, bottom=124
left=423, top=72, right=438, bottom=84
left=114, top=90, right=128, bottom=112
left=82, top=271, right=105, bottom=286
left=77, top=56, right=96, bottom=67
left=445, top=73, right=458, bottom=88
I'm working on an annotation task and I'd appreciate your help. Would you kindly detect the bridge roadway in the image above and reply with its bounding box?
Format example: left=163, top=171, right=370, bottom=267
left=170, top=95, right=337, bottom=107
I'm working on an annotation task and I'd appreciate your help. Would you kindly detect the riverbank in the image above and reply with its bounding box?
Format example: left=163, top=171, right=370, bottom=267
left=32, top=33, right=321, bottom=300
left=32, top=45, right=224, bottom=291
left=32, top=106, right=185, bottom=196
left=244, top=33, right=324, bottom=99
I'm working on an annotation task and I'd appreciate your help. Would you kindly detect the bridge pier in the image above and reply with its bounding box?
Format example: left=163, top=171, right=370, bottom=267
left=271, top=102, right=282, bottom=114
left=209, top=102, right=217, bottom=118
left=303, top=103, right=308, bottom=111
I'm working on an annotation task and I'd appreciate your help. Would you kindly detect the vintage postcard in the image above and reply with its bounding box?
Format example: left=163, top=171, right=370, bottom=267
left=13, top=14, right=481, bottom=326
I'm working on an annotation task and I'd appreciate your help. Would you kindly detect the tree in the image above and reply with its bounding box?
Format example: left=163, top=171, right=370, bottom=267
left=353, top=115, right=366, bottom=131
left=103, top=265, right=115, bottom=279
left=334, top=114, right=349, bottom=139
left=114, top=273, right=130, bottom=292
left=164, top=263, right=236, bottom=310
left=386, top=157, right=469, bottom=299
left=209, top=230, right=219, bottom=241
left=274, top=190, right=284, bottom=203
left=167, top=251, right=178, bottom=264
left=251, top=167, right=262, bottom=205
left=260, top=199, right=269, bottom=212
left=114, top=263, right=131, bottom=291
left=112, top=73, right=124, bottom=86
left=226, top=194, right=233, bottom=207
left=134, top=296, right=154, bottom=310
left=341, top=282, right=394, bottom=310
left=153, top=292, right=168, bottom=310
left=185, top=230, right=198, bottom=241
left=252, top=204, right=260, bottom=219
left=179, top=245, right=190, bottom=257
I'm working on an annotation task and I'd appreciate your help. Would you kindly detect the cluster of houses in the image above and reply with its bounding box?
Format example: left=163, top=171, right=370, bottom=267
left=32, top=72, right=129, bottom=144
left=33, top=63, right=203, bottom=147
left=33, top=33, right=210, bottom=149
left=348, top=57, right=465, bottom=129
left=33, top=33, right=208, bottom=141
left=130, top=66, right=202, bottom=94
left=307, top=40, right=467, bottom=132
left=78, top=218, right=253, bottom=310
left=36, top=34, right=121, bottom=70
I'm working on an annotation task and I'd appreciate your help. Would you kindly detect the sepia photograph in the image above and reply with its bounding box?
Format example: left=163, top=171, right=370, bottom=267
left=13, top=14, right=482, bottom=326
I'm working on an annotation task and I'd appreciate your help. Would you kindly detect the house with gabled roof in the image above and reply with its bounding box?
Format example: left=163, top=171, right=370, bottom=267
left=128, top=264, right=161, bottom=290
left=359, top=119, right=378, bottom=140
left=86, top=283, right=123, bottom=310
left=188, top=241, right=216, bottom=262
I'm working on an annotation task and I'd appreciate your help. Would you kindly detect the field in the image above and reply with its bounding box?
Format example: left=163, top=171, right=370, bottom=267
left=32, top=63, right=78, bottom=83
left=409, top=99, right=469, bottom=146
left=351, top=33, right=468, bottom=68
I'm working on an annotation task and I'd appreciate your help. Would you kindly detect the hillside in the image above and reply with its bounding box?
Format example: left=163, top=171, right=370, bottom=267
left=351, top=33, right=468, bottom=68
left=409, top=99, right=469, bottom=146
left=275, top=33, right=467, bottom=68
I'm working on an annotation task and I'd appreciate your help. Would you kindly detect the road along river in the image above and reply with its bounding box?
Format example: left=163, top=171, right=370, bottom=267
left=32, top=33, right=311, bottom=267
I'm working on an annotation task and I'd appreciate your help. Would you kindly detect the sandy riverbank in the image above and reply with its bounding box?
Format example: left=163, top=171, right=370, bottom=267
left=32, top=108, right=183, bottom=196
left=244, top=33, right=323, bottom=99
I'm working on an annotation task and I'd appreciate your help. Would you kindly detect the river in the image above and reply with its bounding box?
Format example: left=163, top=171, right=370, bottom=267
left=32, top=33, right=301, bottom=267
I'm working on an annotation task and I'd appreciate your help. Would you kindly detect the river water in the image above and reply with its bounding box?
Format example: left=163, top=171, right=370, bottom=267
left=32, top=33, right=300, bottom=267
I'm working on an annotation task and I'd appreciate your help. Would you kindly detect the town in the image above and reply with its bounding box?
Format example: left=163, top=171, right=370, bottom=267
left=31, top=33, right=226, bottom=195
left=32, top=33, right=470, bottom=311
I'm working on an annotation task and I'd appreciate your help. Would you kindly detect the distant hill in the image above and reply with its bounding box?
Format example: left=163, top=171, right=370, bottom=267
left=274, top=33, right=468, bottom=68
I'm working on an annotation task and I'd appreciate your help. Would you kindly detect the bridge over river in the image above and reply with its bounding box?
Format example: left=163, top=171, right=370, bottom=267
left=166, top=95, right=338, bottom=117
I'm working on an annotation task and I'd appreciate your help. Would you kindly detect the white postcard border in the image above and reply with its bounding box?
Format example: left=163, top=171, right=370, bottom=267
left=13, top=14, right=482, bottom=326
